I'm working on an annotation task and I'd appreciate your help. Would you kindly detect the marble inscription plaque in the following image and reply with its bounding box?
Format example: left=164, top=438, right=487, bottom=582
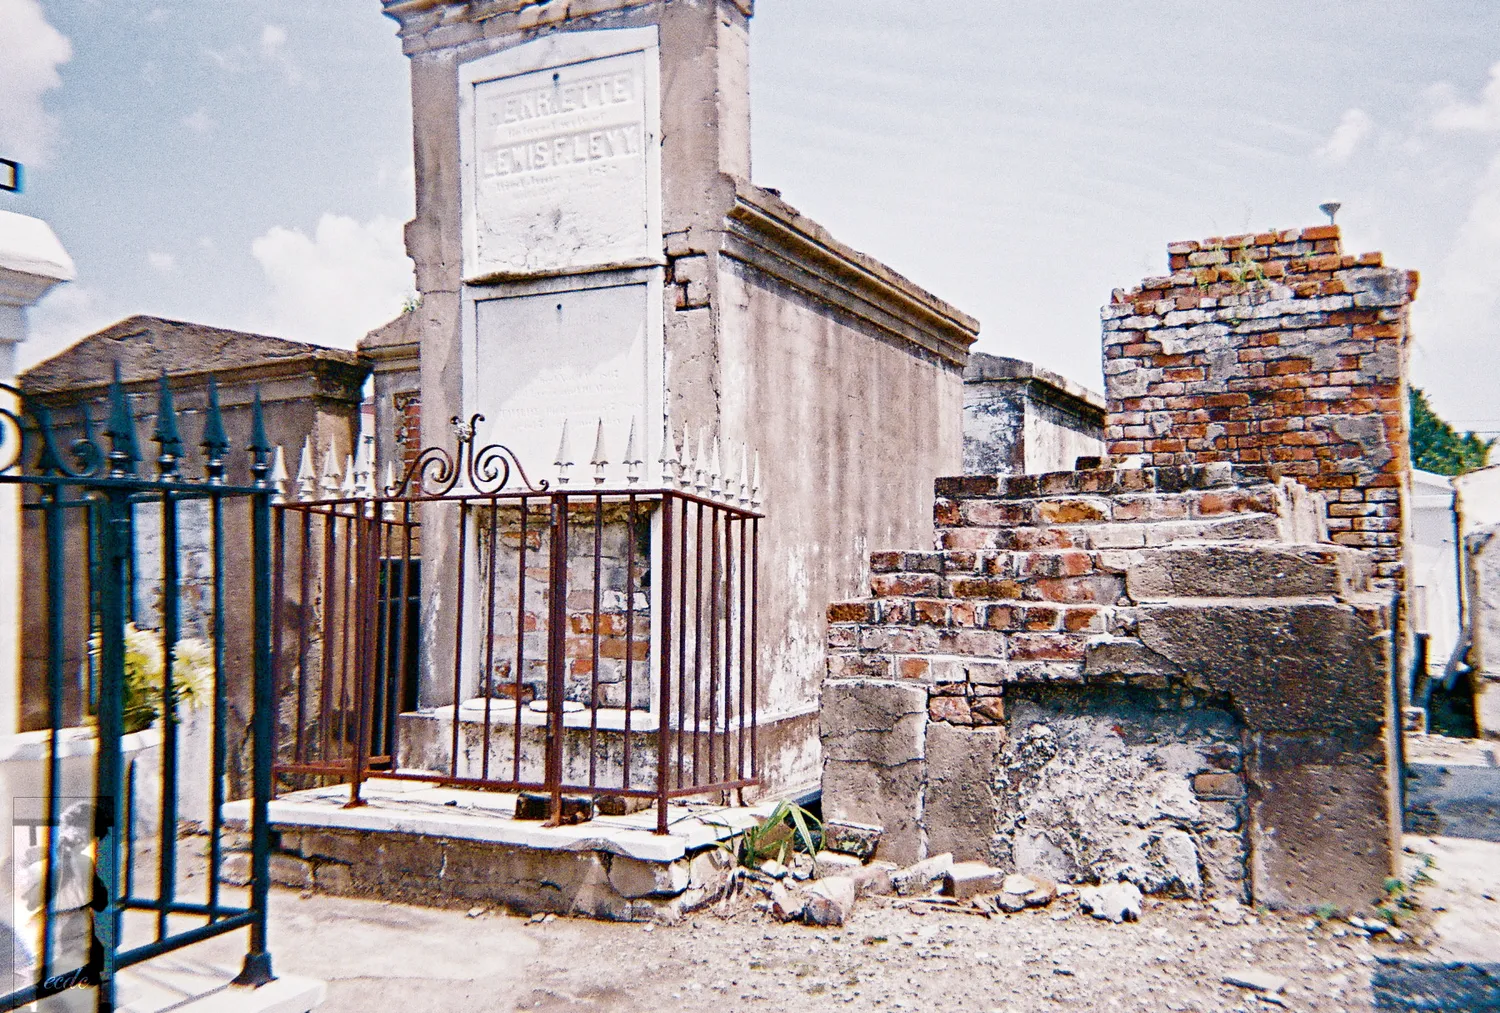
left=471, top=284, right=650, bottom=482
left=469, top=48, right=653, bottom=277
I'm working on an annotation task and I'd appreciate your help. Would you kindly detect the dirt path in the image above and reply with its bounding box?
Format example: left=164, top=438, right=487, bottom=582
left=190, top=884, right=1391, bottom=1012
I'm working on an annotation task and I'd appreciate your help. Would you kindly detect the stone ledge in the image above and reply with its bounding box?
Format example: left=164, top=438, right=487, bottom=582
left=722, top=177, right=979, bottom=367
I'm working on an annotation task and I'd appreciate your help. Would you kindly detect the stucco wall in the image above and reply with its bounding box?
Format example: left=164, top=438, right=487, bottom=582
left=719, top=261, right=964, bottom=728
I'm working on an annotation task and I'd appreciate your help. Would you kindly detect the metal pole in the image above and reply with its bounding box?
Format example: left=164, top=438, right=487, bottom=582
left=545, top=493, right=569, bottom=824
left=233, top=486, right=276, bottom=987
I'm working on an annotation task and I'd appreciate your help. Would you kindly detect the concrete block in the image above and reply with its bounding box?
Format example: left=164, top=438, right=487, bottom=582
left=812, top=851, right=863, bottom=878
left=313, top=862, right=352, bottom=894
left=892, top=853, right=952, bottom=896
left=822, top=757, right=925, bottom=867
left=1127, top=544, right=1371, bottom=601
left=922, top=723, right=1003, bottom=863
left=820, top=680, right=928, bottom=766
left=608, top=855, right=690, bottom=899
left=804, top=876, right=856, bottom=926
left=943, top=861, right=1003, bottom=900
left=269, top=854, right=313, bottom=890
left=822, top=820, right=882, bottom=859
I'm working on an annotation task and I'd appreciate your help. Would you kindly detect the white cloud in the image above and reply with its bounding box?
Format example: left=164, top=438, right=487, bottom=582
left=251, top=214, right=414, bottom=348
left=1314, top=108, right=1373, bottom=164
left=1432, top=62, right=1500, bottom=133
left=19, top=284, right=123, bottom=371
left=182, top=108, right=214, bottom=133
left=0, top=0, right=72, bottom=166
left=260, top=24, right=287, bottom=56
left=147, top=251, right=176, bottom=274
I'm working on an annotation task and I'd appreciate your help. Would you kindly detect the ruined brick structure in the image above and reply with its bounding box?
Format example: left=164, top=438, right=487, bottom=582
left=823, top=462, right=1399, bottom=910
left=819, top=226, right=1410, bottom=913
left=1103, top=226, right=1416, bottom=586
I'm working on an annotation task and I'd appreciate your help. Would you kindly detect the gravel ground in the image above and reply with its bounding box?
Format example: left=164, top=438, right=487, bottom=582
left=186, top=882, right=1405, bottom=1012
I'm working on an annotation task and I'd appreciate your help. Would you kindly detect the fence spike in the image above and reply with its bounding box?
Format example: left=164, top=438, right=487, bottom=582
left=202, top=376, right=230, bottom=484
left=624, top=416, right=642, bottom=486
left=709, top=436, right=723, bottom=496
left=270, top=445, right=288, bottom=503
left=248, top=388, right=273, bottom=486
left=751, top=450, right=762, bottom=509
left=319, top=443, right=340, bottom=495
left=695, top=427, right=709, bottom=492
left=355, top=436, right=376, bottom=498
left=678, top=427, right=694, bottom=492
left=105, top=362, right=141, bottom=477
left=382, top=461, right=398, bottom=518
left=590, top=417, right=609, bottom=486
left=296, top=437, right=316, bottom=501
left=554, top=418, right=574, bottom=486
left=659, top=418, right=679, bottom=487
left=152, top=370, right=183, bottom=480
left=738, top=444, right=750, bottom=505
left=340, top=454, right=356, bottom=497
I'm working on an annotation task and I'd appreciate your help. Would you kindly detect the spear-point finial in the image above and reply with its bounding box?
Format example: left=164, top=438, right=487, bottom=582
left=355, top=436, right=375, bottom=498
left=340, top=454, right=356, bottom=497
left=624, top=416, right=642, bottom=486
left=695, top=428, right=710, bottom=492
left=248, top=388, right=273, bottom=487
left=201, top=376, right=230, bottom=484
left=320, top=443, right=341, bottom=495
left=554, top=419, right=574, bottom=486
left=678, top=427, right=694, bottom=492
left=709, top=437, right=723, bottom=497
left=105, top=362, right=141, bottom=477
left=296, top=436, right=316, bottom=500
left=660, top=417, right=680, bottom=487
left=738, top=444, right=750, bottom=505
left=270, top=445, right=288, bottom=503
left=751, top=450, right=762, bottom=509
left=590, top=418, right=609, bottom=486
left=381, top=461, right=398, bottom=518
left=152, top=370, right=183, bottom=480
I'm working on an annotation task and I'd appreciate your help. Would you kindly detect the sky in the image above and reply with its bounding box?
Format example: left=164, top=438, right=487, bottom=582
left=3, top=0, right=1500, bottom=436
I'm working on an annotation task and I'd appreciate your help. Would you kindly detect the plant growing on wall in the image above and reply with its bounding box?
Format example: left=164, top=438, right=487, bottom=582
left=1410, top=386, right=1494, bottom=476
left=89, top=624, right=213, bottom=733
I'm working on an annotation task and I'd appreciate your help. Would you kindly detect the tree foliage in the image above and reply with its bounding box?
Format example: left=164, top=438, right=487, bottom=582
left=1409, top=387, right=1494, bottom=476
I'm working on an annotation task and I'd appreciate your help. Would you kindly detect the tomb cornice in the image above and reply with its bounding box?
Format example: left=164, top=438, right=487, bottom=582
left=721, top=178, right=979, bottom=369
left=383, top=0, right=752, bottom=50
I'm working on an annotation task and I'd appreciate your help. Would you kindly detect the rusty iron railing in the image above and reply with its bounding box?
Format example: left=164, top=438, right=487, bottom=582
left=271, top=417, right=760, bottom=832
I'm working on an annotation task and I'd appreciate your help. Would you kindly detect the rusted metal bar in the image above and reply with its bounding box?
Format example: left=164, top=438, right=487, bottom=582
left=708, top=504, right=720, bottom=787
left=481, top=496, right=499, bottom=780
left=692, top=500, right=705, bottom=787
left=737, top=515, right=748, bottom=783
left=449, top=502, right=469, bottom=782
left=589, top=492, right=603, bottom=789
left=751, top=517, right=760, bottom=778
left=294, top=508, right=312, bottom=766
left=622, top=493, right=636, bottom=792
left=514, top=497, right=528, bottom=781
left=675, top=495, right=688, bottom=790
left=656, top=493, right=675, bottom=833
left=545, top=492, right=570, bottom=824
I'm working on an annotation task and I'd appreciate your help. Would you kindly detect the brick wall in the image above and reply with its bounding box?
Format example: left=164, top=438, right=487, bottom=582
left=822, top=462, right=1398, bottom=908
left=1102, top=226, right=1417, bottom=583
left=393, top=390, right=421, bottom=477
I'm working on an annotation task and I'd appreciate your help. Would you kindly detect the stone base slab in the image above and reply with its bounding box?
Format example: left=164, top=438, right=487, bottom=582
left=223, top=778, right=781, bottom=921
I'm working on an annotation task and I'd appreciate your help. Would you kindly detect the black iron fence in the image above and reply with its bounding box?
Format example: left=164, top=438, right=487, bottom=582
left=0, top=374, right=276, bottom=1011
left=272, top=417, right=761, bottom=832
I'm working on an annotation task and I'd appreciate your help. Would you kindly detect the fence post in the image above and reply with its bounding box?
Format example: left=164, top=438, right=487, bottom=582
left=234, top=394, right=276, bottom=987
left=90, top=488, right=130, bottom=1011
left=656, top=495, right=675, bottom=834
left=545, top=492, right=569, bottom=824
